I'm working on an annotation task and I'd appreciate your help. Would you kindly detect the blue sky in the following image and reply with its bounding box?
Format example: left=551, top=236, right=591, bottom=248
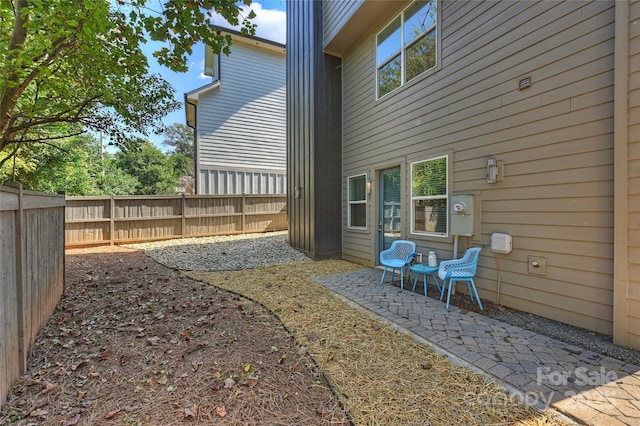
left=142, top=0, right=286, bottom=151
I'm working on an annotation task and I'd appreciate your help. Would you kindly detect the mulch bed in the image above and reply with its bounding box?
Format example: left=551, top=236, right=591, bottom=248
left=1, top=246, right=570, bottom=425
left=0, top=247, right=348, bottom=425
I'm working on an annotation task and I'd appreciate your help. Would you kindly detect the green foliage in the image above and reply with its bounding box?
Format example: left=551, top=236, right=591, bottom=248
left=163, top=122, right=194, bottom=181
left=0, top=0, right=255, bottom=169
left=163, top=123, right=194, bottom=157
left=114, top=140, right=179, bottom=195
left=0, top=133, right=101, bottom=194
left=0, top=133, right=186, bottom=195
left=97, top=162, right=140, bottom=195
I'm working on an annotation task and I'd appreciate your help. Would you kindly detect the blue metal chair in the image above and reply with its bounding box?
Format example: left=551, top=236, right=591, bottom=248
left=438, top=247, right=483, bottom=310
left=379, top=240, right=416, bottom=290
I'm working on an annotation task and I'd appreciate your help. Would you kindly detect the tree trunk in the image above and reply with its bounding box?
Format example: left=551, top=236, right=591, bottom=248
left=0, top=0, right=29, bottom=151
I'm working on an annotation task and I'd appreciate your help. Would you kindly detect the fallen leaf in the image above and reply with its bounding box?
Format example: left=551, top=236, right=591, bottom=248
left=147, top=336, right=160, bottom=346
left=42, top=381, right=57, bottom=393
left=215, top=406, right=227, bottom=418
left=223, top=378, right=235, bottom=389
left=244, top=363, right=251, bottom=373
left=88, top=372, right=100, bottom=379
left=278, top=354, right=287, bottom=364
left=184, top=404, right=198, bottom=419
left=104, top=409, right=121, bottom=419
left=158, top=375, right=168, bottom=385
left=246, top=376, right=258, bottom=388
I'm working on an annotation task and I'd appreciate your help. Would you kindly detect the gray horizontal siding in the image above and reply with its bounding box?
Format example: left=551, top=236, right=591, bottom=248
left=624, top=0, right=640, bottom=345
left=340, top=0, right=615, bottom=333
left=196, top=41, right=286, bottom=174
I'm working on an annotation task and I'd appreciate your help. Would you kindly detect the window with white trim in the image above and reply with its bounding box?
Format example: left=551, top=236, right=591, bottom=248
left=376, top=0, right=438, bottom=98
left=411, top=155, right=447, bottom=236
left=348, top=174, right=367, bottom=229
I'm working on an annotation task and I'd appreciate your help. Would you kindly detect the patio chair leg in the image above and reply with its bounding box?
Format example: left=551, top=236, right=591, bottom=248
left=469, top=279, right=483, bottom=310
left=433, top=275, right=441, bottom=294
left=440, top=279, right=454, bottom=310
left=380, top=267, right=387, bottom=285
left=446, top=281, right=454, bottom=310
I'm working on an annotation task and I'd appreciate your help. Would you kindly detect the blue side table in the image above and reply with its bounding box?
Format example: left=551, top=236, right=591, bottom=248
left=408, top=264, right=441, bottom=297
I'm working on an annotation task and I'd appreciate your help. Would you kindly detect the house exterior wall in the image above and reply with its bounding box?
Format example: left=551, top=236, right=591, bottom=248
left=614, top=0, right=640, bottom=349
left=194, top=39, right=286, bottom=195
left=627, top=0, right=640, bottom=350
left=336, top=0, right=616, bottom=334
left=286, top=0, right=343, bottom=259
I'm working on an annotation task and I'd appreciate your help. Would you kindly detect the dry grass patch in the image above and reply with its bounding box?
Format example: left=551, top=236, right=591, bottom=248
left=187, top=260, right=569, bottom=426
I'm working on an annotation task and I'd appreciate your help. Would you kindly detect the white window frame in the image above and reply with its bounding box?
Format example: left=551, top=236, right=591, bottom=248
left=348, top=173, right=368, bottom=230
left=376, top=0, right=439, bottom=99
left=410, top=155, right=448, bottom=237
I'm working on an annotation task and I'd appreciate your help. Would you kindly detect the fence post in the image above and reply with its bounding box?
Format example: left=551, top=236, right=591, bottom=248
left=241, top=193, right=246, bottom=234
left=181, top=194, right=186, bottom=238
left=6, top=182, right=26, bottom=373
left=109, top=195, right=115, bottom=245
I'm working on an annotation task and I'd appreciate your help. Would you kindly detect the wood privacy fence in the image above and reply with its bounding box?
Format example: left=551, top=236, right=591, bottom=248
left=0, top=184, right=66, bottom=404
left=65, top=194, right=288, bottom=247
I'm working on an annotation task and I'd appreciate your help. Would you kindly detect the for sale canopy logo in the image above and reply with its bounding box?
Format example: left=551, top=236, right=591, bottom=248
left=537, top=366, right=618, bottom=387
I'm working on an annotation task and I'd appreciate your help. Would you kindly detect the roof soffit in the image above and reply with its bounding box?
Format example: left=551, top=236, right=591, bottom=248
left=324, top=0, right=409, bottom=57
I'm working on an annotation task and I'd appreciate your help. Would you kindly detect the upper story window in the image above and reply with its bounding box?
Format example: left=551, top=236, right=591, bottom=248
left=411, top=155, right=447, bottom=236
left=376, top=0, right=438, bottom=98
left=348, top=173, right=368, bottom=229
left=204, top=44, right=220, bottom=81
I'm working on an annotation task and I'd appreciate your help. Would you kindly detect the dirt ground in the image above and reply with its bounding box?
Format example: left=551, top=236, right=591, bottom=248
left=1, top=245, right=569, bottom=426
left=0, top=247, right=349, bottom=425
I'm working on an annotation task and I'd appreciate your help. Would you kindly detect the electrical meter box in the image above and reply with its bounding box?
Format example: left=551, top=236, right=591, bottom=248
left=450, top=195, right=475, bottom=236
left=491, top=233, right=512, bottom=254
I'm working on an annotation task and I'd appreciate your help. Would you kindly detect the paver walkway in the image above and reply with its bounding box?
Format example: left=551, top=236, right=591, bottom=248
left=313, top=268, right=640, bottom=426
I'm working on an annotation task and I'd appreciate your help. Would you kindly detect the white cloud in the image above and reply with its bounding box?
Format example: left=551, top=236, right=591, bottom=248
left=192, top=57, right=209, bottom=80
left=209, top=2, right=286, bottom=44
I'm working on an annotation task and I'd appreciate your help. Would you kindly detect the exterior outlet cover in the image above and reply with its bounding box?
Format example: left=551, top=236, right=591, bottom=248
left=491, top=233, right=512, bottom=254
left=528, top=256, right=547, bottom=275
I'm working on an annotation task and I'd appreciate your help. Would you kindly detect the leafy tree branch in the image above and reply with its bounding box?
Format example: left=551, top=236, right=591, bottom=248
left=0, top=0, right=255, bottom=164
